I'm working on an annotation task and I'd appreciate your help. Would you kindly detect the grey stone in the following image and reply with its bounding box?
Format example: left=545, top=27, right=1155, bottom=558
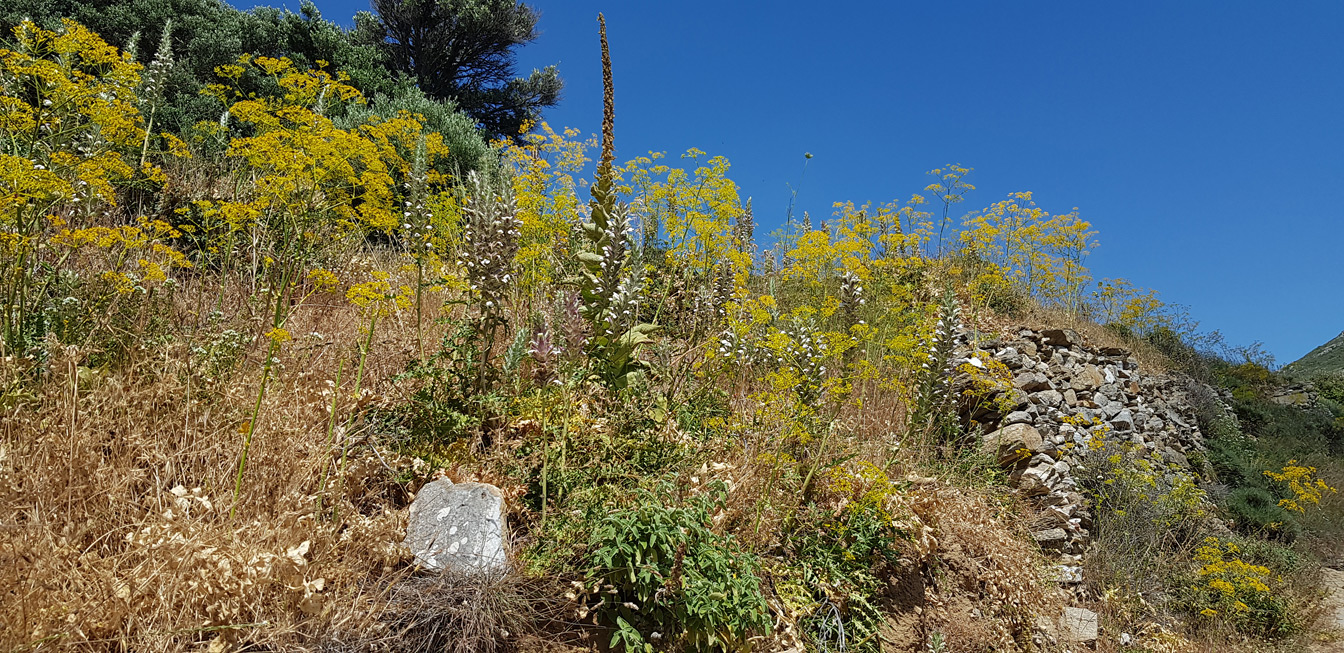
left=1014, top=371, right=1051, bottom=392
left=1071, top=364, right=1105, bottom=391
left=1111, top=409, right=1134, bottom=431
left=1033, top=528, right=1068, bottom=550
left=404, top=480, right=509, bottom=573
left=1016, top=470, right=1052, bottom=496
left=1059, top=607, right=1098, bottom=642
left=1101, top=401, right=1124, bottom=420
left=1041, top=328, right=1082, bottom=348
left=1003, top=410, right=1033, bottom=425
left=1029, top=453, right=1057, bottom=467
left=1162, top=447, right=1190, bottom=468
left=993, top=347, right=1023, bottom=369
left=982, top=423, right=1045, bottom=466
left=1033, top=389, right=1063, bottom=407
left=1057, top=565, right=1084, bottom=584
left=1063, top=388, right=1079, bottom=407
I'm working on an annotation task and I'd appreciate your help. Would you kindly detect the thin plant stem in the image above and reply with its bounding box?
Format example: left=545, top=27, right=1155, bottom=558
left=230, top=338, right=277, bottom=520
left=539, top=391, right=549, bottom=530
left=315, top=357, right=345, bottom=518
left=333, top=310, right=378, bottom=521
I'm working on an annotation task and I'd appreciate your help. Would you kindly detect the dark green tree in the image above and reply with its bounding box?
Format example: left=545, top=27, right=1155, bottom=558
left=2, top=0, right=491, bottom=170
left=358, top=0, right=562, bottom=141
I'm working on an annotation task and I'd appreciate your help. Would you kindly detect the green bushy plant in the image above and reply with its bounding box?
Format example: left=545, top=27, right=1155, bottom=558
left=789, top=499, right=902, bottom=652
left=585, top=481, right=770, bottom=651
left=1224, top=488, right=1301, bottom=542
left=1179, top=535, right=1299, bottom=638
left=395, top=318, right=485, bottom=446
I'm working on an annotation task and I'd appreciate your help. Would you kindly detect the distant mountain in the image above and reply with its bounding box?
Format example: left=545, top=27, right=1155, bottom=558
left=1285, top=330, right=1344, bottom=377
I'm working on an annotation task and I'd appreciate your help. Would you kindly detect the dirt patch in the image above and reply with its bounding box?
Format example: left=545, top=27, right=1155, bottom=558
left=1312, top=568, right=1344, bottom=653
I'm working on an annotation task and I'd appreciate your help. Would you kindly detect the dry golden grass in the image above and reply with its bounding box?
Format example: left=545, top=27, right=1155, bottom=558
left=0, top=269, right=461, bottom=651
left=978, top=302, right=1176, bottom=374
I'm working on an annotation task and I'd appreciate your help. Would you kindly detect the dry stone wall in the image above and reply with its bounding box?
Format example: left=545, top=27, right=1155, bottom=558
left=954, top=327, right=1212, bottom=580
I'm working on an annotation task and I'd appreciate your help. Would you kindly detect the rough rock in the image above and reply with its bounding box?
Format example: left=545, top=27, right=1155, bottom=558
left=1014, top=372, right=1052, bottom=392
left=1041, top=328, right=1082, bottom=348
left=1071, top=364, right=1105, bottom=391
left=1034, top=389, right=1063, bottom=407
left=1032, top=528, right=1068, bottom=550
left=982, top=423, right=1045, bottom=466
left=403, top=480, right=509, bottom=573
left=1059, top=607, right=1099, bottom=642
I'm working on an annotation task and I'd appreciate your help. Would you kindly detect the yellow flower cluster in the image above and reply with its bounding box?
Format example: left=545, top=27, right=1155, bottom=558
left=1189, top=537, right=1284, bottom=631
left=1263, top=460, right=1337, bottom=513
left=959, top=191, right=1098, bottom=314
left=958, top=354, right=1017, bottom=416
left=0, top=20, right=191, bottom=347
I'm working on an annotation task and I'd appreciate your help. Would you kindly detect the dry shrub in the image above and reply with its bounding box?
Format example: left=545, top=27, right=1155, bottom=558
left=900, top=486, right=1066, bottom=652
left=334, top=571, right=566, bottom=653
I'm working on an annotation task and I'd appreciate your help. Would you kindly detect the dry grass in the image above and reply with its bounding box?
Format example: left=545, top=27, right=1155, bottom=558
left=337, top=571, right=567, bottom=653
left=980, top=303, right=1176, bottom=373
left=0, top=270, right=448, bottom=651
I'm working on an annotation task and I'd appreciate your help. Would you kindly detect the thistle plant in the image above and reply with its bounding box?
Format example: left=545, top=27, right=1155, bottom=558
left=528, top=319, right=560, bottom=386
left=733, top=197, right=756, bottom=259
left=460, top=171, right=521, bottom=320
left=716, top=327, right=759, bottom=366
left=558, top=290, right=588, bottom=359
left=401, top=135, right=435, bottom=359
left=775, top=317, right=828, bottom=407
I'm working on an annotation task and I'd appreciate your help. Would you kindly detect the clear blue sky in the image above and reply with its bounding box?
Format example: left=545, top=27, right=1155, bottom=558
left=238, top=0, right=1344, bottom=364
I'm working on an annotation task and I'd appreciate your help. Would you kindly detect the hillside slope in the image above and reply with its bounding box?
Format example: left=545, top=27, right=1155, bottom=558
left=1286, top=330, right=1344, bottom=377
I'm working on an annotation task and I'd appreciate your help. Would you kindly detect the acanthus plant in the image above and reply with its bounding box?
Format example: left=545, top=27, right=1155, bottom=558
left=575, top=15, right=656, bottom=390
left=459, top=170, right=522, bottom=354
left=910, top=289, right=964, bottom=447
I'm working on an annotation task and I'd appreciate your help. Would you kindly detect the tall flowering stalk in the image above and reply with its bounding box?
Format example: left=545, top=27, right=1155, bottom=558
left=137, top=20, right=172, bottom=167
left=459, top=170, right=521, bottom=383
left=733, top=197, right=756, bottom=260
left=839, top=270, right=865, bottom=330
left=553, top=289, right=588, bottom=363
left=576, top=14, right=656, bottom=389
left=910, top=289, right=963, bottom=446
left=402, top=134, right=435, bottom=360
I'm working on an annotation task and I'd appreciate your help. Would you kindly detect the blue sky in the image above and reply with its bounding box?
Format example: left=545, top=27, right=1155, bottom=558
left=239, top=0, right=1344, bottom=364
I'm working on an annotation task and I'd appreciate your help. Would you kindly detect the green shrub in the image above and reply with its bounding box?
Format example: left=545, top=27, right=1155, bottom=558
left=789, top=498, right=903, bottom=652
left=1207, top=435, right=1264, bottom=490
left=586, top=481, right=770, bottom=651
left=1224, top=488, right=1300, bottom=542
left=1179, top=536, right=1299, bottom=638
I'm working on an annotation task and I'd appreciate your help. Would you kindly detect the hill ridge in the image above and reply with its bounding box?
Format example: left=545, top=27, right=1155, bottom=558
left=1286, top=329, right=1344, bottom=377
